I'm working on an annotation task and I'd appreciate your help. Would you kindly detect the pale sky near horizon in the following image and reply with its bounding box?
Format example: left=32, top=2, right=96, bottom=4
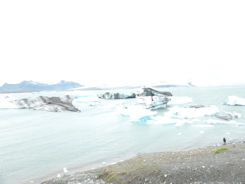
left=0, top=0, right=245, bottom=87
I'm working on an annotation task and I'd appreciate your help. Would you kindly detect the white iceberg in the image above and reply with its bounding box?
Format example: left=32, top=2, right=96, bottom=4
left=225, top=96, right=245, bottom=106
left=164, top=105, right=219, bottom=119
left=120, top=105, right=156, bottom=121
left=0, top=95, right=18, bottom=109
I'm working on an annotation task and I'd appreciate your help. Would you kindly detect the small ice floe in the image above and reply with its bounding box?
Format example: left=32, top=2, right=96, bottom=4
left=165, top=105, right=219, bottom=119
left=57, top=174, right=61, bottom=178
left=120, top=105, right=156, bottom=119
left=225, top=96, right=245, bottom=106
left=0, top=95, right=18, bottom=109
left=63, top=167, right=68, bottom=174
left=120, top=105, right=157, bottom=124
left=215, top=112, right=241, bottom=121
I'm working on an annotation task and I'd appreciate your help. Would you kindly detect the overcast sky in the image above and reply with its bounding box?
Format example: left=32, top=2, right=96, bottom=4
left=0, top=0, right=244, bottom=86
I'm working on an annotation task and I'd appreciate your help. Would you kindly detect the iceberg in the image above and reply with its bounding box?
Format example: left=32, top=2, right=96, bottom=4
left=15, top=95, right=80, bottom=112
left=0, top=95, right=80, bottom=112
left=98, top=88, right=172, bottom=110
left=138, top=88, right=172, bottom=97
left=119, top=105, right=156, bottom=123
left=215, top=112, right=241, bottom=121
left=98, top=92, right=136, bottom=99
left=138, top=96, right=170, bottom=110
left=165, top=105, right=219, bottom=119
left=0, top=95, right=18, bottom=109
left=225, top=96, right=245, bottom=106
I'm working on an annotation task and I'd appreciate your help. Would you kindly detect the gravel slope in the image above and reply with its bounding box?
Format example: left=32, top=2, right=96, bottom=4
left=40, top=143, right=245, bottom=184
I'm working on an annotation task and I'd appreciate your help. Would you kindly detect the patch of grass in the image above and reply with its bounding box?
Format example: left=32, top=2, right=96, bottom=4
left=214, top=147, right=229, bottom=154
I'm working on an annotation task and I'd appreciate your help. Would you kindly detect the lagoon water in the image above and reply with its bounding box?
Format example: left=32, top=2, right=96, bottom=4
left=0, top=86, right=245, bottom=184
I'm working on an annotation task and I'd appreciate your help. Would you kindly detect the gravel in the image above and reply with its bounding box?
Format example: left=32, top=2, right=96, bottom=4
left=40, top=143, right=245, bottom=184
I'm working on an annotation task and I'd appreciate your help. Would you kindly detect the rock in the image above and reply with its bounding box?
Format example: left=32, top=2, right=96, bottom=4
left=14, top=95, right=80, bottom=112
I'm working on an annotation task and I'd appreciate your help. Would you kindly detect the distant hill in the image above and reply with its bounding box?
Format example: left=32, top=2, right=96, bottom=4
left=0, top=80, right=83, bottom=92
left=153, top=82, right=195, bottom=88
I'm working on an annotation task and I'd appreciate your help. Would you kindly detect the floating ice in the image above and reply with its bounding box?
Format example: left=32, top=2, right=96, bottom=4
left=98, top=92, right=136, bottom=99
left=225, top=96, right=245, bottom=106
left=136, top=96, right=169, bottom=110
left=0, top=95, right=18, bottom=109
left=168, top=96, right=192, bottom=105
left=120, top=105, right=156, bottom=121
left=215, top=111, right=241, bottom=121
left=165, top=106, right=219, bottom=119
left=72, top=94, right=100, bottom=110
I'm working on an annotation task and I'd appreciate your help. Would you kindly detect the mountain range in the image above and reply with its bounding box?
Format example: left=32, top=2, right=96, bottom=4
left=0, top=80, right=83, bottom=92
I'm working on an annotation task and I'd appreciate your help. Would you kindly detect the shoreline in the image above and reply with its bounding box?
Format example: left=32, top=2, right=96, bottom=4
left=21, top=154, right=135, bottom=184
left=35, top=142, right=245, bottom=184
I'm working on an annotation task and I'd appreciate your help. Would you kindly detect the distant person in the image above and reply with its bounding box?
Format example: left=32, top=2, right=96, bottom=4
left=223, top=137, right=226, bottom=145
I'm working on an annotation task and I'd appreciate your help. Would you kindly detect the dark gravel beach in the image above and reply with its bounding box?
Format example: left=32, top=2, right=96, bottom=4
left=40, top=142, right=245, bottom=184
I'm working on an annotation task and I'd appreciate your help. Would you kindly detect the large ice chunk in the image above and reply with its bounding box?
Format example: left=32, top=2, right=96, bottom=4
left=225, top=96, right=245, bottom=106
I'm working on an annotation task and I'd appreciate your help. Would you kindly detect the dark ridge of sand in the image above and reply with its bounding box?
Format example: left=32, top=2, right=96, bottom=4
left=40, top=143, right=245, bottom=184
